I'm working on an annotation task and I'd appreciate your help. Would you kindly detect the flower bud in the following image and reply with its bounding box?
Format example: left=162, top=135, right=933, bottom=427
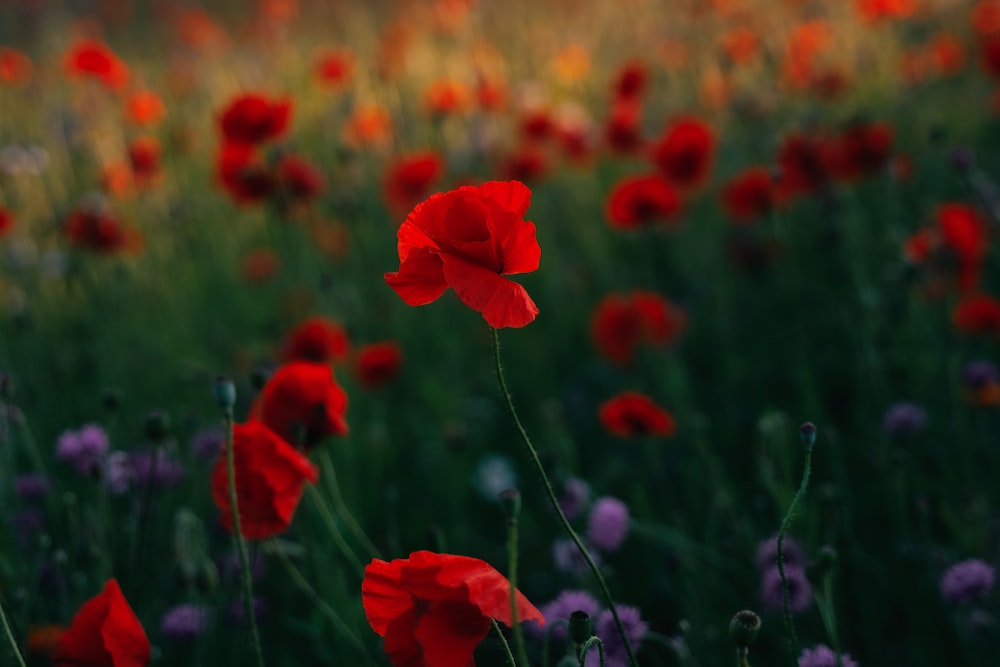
left=729, top=609, right=761, bottom=649
left=799, top=421, right=817, bottom=451
left=213, top=376, right=237, bottom=411
left=144, top=410, right=171, bottom=443
left=807, top=545, right=838, bottom=583
left=498, top=488, right=521, bottom=523
left=569, top=610, right=593, bottom=645
left=102, top=387, right=122, bottom=413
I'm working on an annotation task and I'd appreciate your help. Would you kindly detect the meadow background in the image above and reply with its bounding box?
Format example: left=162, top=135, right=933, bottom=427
left=1, top=0, right=999, bottom=665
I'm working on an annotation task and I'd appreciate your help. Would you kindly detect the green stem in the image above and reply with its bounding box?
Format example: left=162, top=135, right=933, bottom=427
left=0, top=600, right=27, bottom=667
left=737, top=647, right=750, bottom=667
left=492, top=618, right=519, bottom=667
left=491, top=327, right=638, bottom=667
left=224, top=410, right=266, bottom=667
left=305, top=484, right=366, bottom=577
left=816, top=576, right=842, bottom=667
left=270, top=538, right=378, bottom=667
left=542, top=619, right=569, bottom=667
left=579, top=636, right=605, bottom=667
left=777, top=446, right=812, bottom=660
left=318, top=450, right=381, bottom=559
left=507, top=516, right=529, bottom=667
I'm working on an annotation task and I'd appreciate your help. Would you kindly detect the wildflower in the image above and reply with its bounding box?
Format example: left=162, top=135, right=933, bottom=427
left=953, top=294, right=1000, bottom=335
left=14, top=474, right=50, bottom=501
left=53, top=579, right=150, bottom=667
left=761, top=565, right=813, bottom=614
left=56, top=424, right=109, bottom=475
left=612, top=60, right=649, bottom=102
left=314, top=48, right=355, bottom=88
left=218, top=93, right=291, bottom=145
left=553, top=538, right=601, bottom=576
left=605, top=174, right=681, bottom=229
left=591, top=291, right=686, bottom=365
left=355, top=342, right=403, bottom=389
left=533, top=590, right=601, bottom=640
left=382, top=152, right=445, bottom=214
left=277, top=155, right=325, bottom=202
left=63, top=203, right=143, bottom=254
left=0, top=207, right=14, bottom=237
left=721, top=167, right=777, bottom=223
left=216, top=143, right=275, bottom=204
left=131, top=449, right=186, bottom=489
left=881, top=402, right=928, bottom=436
left=588, top=497, right=630, bottom=552
left=755, top=535, right=805, bottom=573
left=253, top=361, right=349, bottom=449
left=599, top=392, right=676, bottom=438
left=281, top=317, right=350, bottom=364
left=941, top=558, right=996, bottom=605
left=649, top=117, right=716, bottom=189
left=190, top=426, right=225, bottom=462
left=827, top=122, right=894, bottom=182
left=124, top=91, right=166, bottom=126
left=362, top=551, right=544, bottom=667
left=603, top=101, right=645, bottom=154
left=0, top=48, right=32, bottom=85
left=160, top=604, right=211, bottom=641
left=127, top=137, right=161, bottom=186
left=63, top=40, right=129, bottom=88
left=384, top=180, right=541, bottom=329
left=497, top=145, right=549, bottom=183
left=799, top=645, right=858, bottom=667
left=104, top=451, right=135, bottom=495
left=559, top=477, right=591, bottom=521
left=777, top=132, right=833, bottom=197
left=210, top=420, right=319, bottom=540
left=587, top=605, right=648, bottom=667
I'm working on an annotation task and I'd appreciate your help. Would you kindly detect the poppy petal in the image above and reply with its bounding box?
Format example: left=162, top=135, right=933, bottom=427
left=385, top=247, right=448, bottom=306
left=478, top=180, right=532, bottom=218
left=428, top=554, right=545, bottom=627
left=440, top=254, right=538, bottom=328
left=362, top=559, right=414, bottom=636
left=499, top=220, right=540, bottom=275
left=414, top=601, right=491, bottom=667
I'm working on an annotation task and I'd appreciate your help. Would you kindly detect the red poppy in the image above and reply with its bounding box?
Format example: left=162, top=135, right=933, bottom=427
left=777, top=132, right=833, bottom=197
left=127, top=137, right=161, bottom=185
left=63, top=40, right=129, bottom=88
left=605, top=174, right=681, bottom=229
left=282, top=317, right=350, bottom=364
left=603, top=100, right=645, bottom=155
left=53, top=579, right=150, bottom=667
left=362, top=551, right=544, bottom=667
left=930, top=33, right=966, bottom=76
left=973, top=1, right=1000, bottom=35
left=0, top=47, right=32, bottom=85
left=720, top=166, right=777, bottom=223
left=254, top=361, right=349, bottom=449
left=278, top=155, right=325, bottom=202
left=981, top=34, right=1000, bottom=78
left=497, top=145, right=549, bottom=183
left=124, top=91, right=166, bottom=125
left=383, top=152, right=445, bottom=214
left=475, top=76, right=507, bottom=112
left=612, top=60, right=649, bottom=102
left=599, top=391, right=676, bottom=438
left=425, top=78, right=470, bottom=116
left=384, top=180, right=541, bottom=329
left=211, top=420, right=318, bottom=540
left=827, top=122, right=893, bottom=182
left=953, top=294, right=1000, bottom=334
left=591, top=291, right=686, bottom=365
left=216, top=143, right=275, bottom=204
left=64, top=206, right=143, bottom=254
left=856, top=0, right=916, bottom=22
left=355, top=342, right=403, bottom=389
left=218, top=93, right=292, bottom=145
left=315, top=48, right=355, bottom=87
left=0, top=207, right=14, bottom=237
left=650, top=117, right=715, bottom=189
left=721, top=28, right=758, bottom=65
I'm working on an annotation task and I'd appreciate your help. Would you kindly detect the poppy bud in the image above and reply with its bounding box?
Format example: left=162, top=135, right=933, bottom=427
left=799, top=421, right=817, bottom=450
left=102, top=387, right=122, bottom=413
left=569, top=610, right=593, bottom=645
left=728, top=609, right=761, bottom=648
left=807, top=545, right=838, bottom=583
left=213, top=376, right=236, bottom=412
left=499, top=488, right=521, bottom=523
left=144, top=410, right=170, bottom=442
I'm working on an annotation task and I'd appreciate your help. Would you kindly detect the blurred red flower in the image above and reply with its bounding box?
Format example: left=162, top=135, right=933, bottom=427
left=63, top=40, right=129, bottom=88
left=362, top=551, right=544, bottom=667
left=278, top=155, right=325, bottom=202
left=605, top=174, right=681, bottom=229
left=124, top=91, right=166, bottom=126
left=0, top=207, right=14, bottom=237
left=827, top=122, right=893, bottom=182
left=355, top=342, right=403, bottom=389
left=53, top=579, right=149, bottom=667
left=497, top=145, right=549, bottom=183
left=954, top=294, right=1000, bottom=334
left=27, top=625, right=64, bottom=656
left=315, top=48, right=355, bottom=88
left=856, top=0, right=916, bottom=22
left=973, top=1, right=1000, bottom=35
left=720, top=166, right=777, bottom=223
left=519, top=108, right=556, bottom=144
left=216, top=143, right=275, bottom=204
left=0, top=47, right=32, bottom=85
left=425, top=78, right=470, bottom=116
left=254, top=361, right=349, bottom=449
left=211, top=420, right=318, bottom=540
left=218, top=93, right=292, bottom=145
left=981, top=34, right=1000, bottom=78
left=384, top=180, right=541, bottom=328
left=650, top=117, right=715, bottom=189
left=242, top=247, right=280, bottom=283
left=383, top=152, right=445, bottom=214
left=64, top=206, right=143, bottom=254
left=127, top=136, right=161, bottom=186
left=599, top=391, right=676, bottom=438
left=612, top=60, right=649, bottom=102
left=908, top=204, right=989, bottom=291
left=777, top=132, right=833, bottom=197
left=603, top=100, right=645, bottom=155
left=282, top=317, right=350, bottom=364
left=592, top=290, right=686, bottom=365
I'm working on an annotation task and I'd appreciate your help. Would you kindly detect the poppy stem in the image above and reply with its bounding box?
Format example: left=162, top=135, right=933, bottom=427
left=491, top=618, right=519, bottom=667
left=318, top=450, right=382, bottom=559
left=578, top=636, right=605, bottom=667
left=776, top=446, right=812, bottom=661
left=490, top=327, right=639, bottom=667
left=223, top=409, right=267, bottom=667
left=505, top=503, right=530, bottom=667
left=305, top=484, right=366, bottom=578
left=736, top=647, right=751, bottom=667
left=0, top=599, right=27, bottom=667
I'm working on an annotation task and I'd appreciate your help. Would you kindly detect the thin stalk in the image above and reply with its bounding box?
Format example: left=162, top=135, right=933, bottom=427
left=223, top=411, right=266, bottom=667
left=318, top=450, right=381, bottom=559
left=491, top=327, right=638, bottom=667
left=507, top=515, right=529, bottom=667
left=305, top=485, right=365, bottom=578
left=777, top=446, right=812, bottom=660
left=492, top=619, right=518, bottom=667
left=816, top=577, right=842, bottom=667
left=737, top=647, right=750, bottom=667
left=579, top=636, right=605, bottom=667
left=0, top=600, right=27, bottom=667
left=270, top=538, right=378, bottom=667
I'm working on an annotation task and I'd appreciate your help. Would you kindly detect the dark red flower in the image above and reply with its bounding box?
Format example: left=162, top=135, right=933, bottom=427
left=519, top=108, right=555, bottom=143
left=777, top=132, right=833, bottom=197
left=383, top=152, right=445, bottom=214
left=355, top=342, right=403, bottom=389
left=282, top=317, right=350, bottom=364
left=216, top=143, right=276, bottom=204
left=721, top=166, right=777, bottom=223
left=127, top=137, right=161, bottom=185
left=827, top=122, right=893, bottom=182
left=218, top=93, right=292, bottom=145
left=606, top=174, right=681, bottom=230
left=63, top=40, right=129, bottom=88
left=954, top=294, right=1000, bottom=334
left=0, top=207, right=14, bottom=237
left=253, top=361, right=349, bottom=449
left=612, top=60, right=649, bottom=102
left=278, top=155, right=325, bottom=202
left=591, top=291, right=686, bottom=365
left=599, top=391, right=676, bottom=438
left=64, top=206, right=143, bottom=254
left=384, top=180, right=541, bottom=329
left=211, top=420, right=319, bottom=540
left=649, top=117, right=715, bottom=189
left=53, top=579, right=150, bottom=667
left=603, top=100, right=644, bottom=154
left=362, top=551, right=544, bottom=667
left=0, top=47, right=32, bottom=85
left=906, top=204, right=988, bottom=291
left=983, top=34, right=1000, bottom=78
left=497, top=145, right=549, bottom=183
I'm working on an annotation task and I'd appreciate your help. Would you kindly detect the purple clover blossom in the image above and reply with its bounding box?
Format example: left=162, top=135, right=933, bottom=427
left=553, top=538, right=600, bottom=576
left=559, top=477, right=591, bottom=521
left=131, top=449, right=185, bottom=489
left=104, top=451, right=135, bottom=495
left=530, top=589, right=602, bottom=640
left=755, top=535, right=804, bottom=573
left=881, top=402, right=927, bottom=437
left=941, top=558, right=996, bottom=605
left=798, top=644, right=859, bottom=667
left=761, top=565, right=813, bottom=614
left=56, top=423, right=109, bottom=475
left=190, top=426, right=225, bottom=463
left=961, top=361, right=998, bottom=390
left=587, top=496, right=629, bottom=552
left=14, top=474, right=50, bottom=501
left=160, top=603, right=211, bottom=641
left=585, top=605, right=648, bottom=667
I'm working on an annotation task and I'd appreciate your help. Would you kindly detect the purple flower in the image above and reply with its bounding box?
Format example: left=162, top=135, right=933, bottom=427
left=190, top=426, right=225, bottom=463
left=962, top=361, right=998, bottom=390
left=559, top=477, right=591, bottom=521
left=56, top=423, right=109, bottom=475
left=14, top=474, right=50, bottom=501
left=941, top=559, right=996, bottom=605
left=531, top=589, right=601, bottom=640
left=586, top=605, right=648, bottom=667
left=587, top=496, right=629, bottom=552
left=10, top=509, right=45, bottom=547
left=554, top=538, right=600, bottom=576
left=755, top=535, right=804, bottom=573
left=131, top=449, right=185, bottom=489
left=761, top=565, right=813, bottom=614
left=104, top=451, right=135, bottom=495
left=160, top=603, right=211, bottom=641
left=228, top=596, right=267, bottom=624
left=881, top=402, right=927, bottom=437
left=799, top=644, right=858, bottom=667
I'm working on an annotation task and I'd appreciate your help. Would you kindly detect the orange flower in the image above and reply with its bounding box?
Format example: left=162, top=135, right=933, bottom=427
left=721, top=28, right=758, bottom=65
left=425, top=78, right=470, bottom=116
left=124, top=91, right=165, bottom=125
left=344, top=105, right=393, bottom=147
left=0, top=48, right=32, bottom=85
left=554, top=45, right=590, bottom=83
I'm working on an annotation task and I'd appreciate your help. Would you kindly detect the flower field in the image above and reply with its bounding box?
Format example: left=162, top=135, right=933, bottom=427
left=1, top=0, right=999, bottom=665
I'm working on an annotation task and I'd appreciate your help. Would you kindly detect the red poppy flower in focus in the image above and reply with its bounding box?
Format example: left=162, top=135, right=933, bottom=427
left=384, top=180, right=541, bottom=329
left=315, top=48, right=355, bottom=88
left=278, top=155, right=325, bottom=202
left=0, top=207, right=14, bottom=237
left=362, top=550, right=544, bottom=667
left=253, top=361, right=348, bottom=450
left=954, top=294, right=1000, bottom=334
left=218, top=93, right=292, bottom=145
left=217, top=143, right=276, bottom=204
left=282, top=317, right=350, bottom=364
left=599, top=391, right=676, bottom=438
left=0, top=48, right=32, bottom=85
left=383, top=152, right=445, bottom=214
left=53, top=579, right=149, bottom=667
left=591, top=290, right=686, bottom=365
left=355, top=342, right=403, bottom=389
left=606, top=174, right=681, bottom=229
left=721, top=166, right=777, bottom=223
left=63, top=40, right=129, bottom=88
left=211, top=420, right=318, bottom=540
left=64, top=206, right=143, bottom=254
left=650, top=117, right=715, bottom=189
